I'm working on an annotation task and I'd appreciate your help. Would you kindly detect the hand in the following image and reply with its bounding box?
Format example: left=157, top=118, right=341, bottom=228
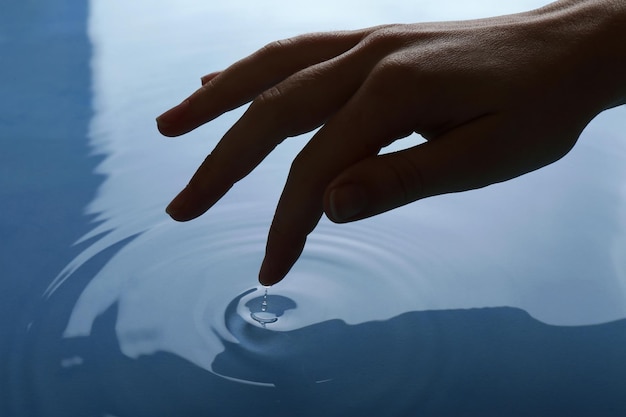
left=157, top=0, right=625, bottom=285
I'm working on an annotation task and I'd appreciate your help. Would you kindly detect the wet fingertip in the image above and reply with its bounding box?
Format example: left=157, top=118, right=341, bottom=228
left=258, top=277, right=278, bottom=287
left=259, top=258, right=281, bottom=286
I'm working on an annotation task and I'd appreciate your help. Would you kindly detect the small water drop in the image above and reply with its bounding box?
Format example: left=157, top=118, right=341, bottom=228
left=251, top=286, right=278, bottom=327
left=251, top=311, right=278, bottom=325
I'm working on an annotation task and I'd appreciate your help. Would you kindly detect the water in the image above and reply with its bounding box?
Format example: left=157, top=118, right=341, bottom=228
left=250, top=287, right=279, bottom=326
left=3, top=0, right=626, bottom=416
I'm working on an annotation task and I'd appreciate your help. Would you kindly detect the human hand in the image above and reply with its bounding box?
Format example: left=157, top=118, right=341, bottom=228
left=157, top=0, right=625, bottom=285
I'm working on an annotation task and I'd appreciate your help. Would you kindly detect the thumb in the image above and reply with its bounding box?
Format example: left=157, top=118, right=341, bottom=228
left=323, top=150, right=430, bottom=223
left=323, top=114, right=531, bottom=223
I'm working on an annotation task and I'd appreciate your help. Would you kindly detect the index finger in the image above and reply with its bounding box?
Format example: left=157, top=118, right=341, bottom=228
left=257, top=64, right=425, bottom=284
left=156, top=29, right=375, bottom=137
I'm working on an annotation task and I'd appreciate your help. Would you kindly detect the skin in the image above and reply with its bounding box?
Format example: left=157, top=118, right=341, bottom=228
left=157, top=0, right=626, bottom=286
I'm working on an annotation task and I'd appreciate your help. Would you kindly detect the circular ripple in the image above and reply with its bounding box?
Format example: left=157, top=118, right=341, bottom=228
left=191, top=215, right=443, bottom=397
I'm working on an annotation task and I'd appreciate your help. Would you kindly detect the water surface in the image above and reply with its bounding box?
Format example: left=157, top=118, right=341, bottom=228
left=2, top=0, right=626, bottom=415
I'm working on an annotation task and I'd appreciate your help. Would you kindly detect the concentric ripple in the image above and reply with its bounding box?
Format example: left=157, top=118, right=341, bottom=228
left=178, top=213, right=441, bottom=392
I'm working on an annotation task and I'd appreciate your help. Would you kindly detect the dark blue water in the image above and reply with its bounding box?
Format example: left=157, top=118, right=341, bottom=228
left=0, top=1, right=96, bottom=294
left=2, top=1, right=626, bottom=416
left=0, top=1, right=105, bottom=415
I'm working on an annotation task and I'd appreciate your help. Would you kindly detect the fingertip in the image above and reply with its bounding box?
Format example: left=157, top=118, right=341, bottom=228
left=165, top=187, right=206, bottom=222
left=165, top=188, right=189, bottom=221
left=156, top=121, right=177, bottom=137
left=259, top=230, right=307, bottom=286
left=156, top=99, right=190, bottom=136
left=258, top=258, right=283, bottom=286
left=258, top=276, right=281, bottom=286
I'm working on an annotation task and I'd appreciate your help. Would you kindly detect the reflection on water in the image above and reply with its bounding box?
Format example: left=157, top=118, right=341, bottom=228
left=5, top=0, right=626, bottom=415
left=20, top=294, right=626, bottom=416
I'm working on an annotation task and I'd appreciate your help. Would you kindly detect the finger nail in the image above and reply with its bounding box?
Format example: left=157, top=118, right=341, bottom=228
left=328, top=184, right=366, bottom=222
left=166, top=187, right=189, bottom=220
left=156, top=99, right=190, bottom=128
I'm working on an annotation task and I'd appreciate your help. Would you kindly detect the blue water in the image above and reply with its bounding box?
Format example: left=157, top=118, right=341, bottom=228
left=0, top=1, right=104, bottom=415
left=2, top=0, right=626, bottom=416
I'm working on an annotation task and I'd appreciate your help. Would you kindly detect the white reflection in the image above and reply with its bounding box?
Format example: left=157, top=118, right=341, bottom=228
left=55, top=0, right=626, bottom=375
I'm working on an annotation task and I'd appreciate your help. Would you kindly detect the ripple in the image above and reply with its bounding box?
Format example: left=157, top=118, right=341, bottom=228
left=202, top=285, right=441, bottom=400
left=185, top=215, right=444, bottom=389
left=193, top=215, right=438, bottom=340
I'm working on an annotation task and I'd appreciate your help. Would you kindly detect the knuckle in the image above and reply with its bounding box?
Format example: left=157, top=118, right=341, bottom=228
left=362, top=55, right=421, bottom=111
left=260, top=38, right=293, bottom=56
left=246, top=86, right=284, bottom=133
left=362, top=58, right=408, bottom=112
left=384, top=153, right=425, bottom=203
left=288, top=146, right=320, bottom=190
left=353, top=55, right=421, bottom=141
left=290, top=146, right=313, bottom=178
left=360, top=25, right=408, bottom=53
left=370, top=54, right=417, bottom=89
left=249, top=83, right=307, bottom=138
left=249, top=83, right=288, bottom=126
left=254, top=84, right=285, bottom=107
left=250, top=71, right=326, bottom=137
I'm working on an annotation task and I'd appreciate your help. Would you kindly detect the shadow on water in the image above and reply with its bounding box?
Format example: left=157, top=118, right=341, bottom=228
left=0, top=0, right=98, bottom=287
left=0, top=0, right=106, bottom=415
left=19, top=285, right=626, bottom=417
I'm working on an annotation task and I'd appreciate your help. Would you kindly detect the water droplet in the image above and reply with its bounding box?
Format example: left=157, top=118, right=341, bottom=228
left=251, top=286, right=278, bottom=326
left=251, top=311, right=278, bottom=325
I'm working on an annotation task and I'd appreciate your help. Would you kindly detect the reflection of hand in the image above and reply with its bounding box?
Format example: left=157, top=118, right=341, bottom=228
left=157, top=0, right=626, bottom=285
